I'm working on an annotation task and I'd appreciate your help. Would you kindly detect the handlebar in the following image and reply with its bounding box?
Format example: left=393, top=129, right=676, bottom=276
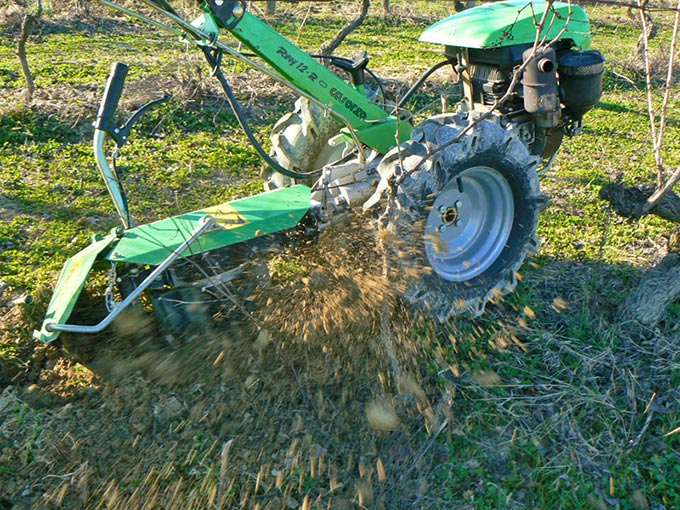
left=95, top=62, right=129, bottom=132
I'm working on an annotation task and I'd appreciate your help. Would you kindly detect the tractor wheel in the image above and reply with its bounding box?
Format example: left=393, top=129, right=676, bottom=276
left=379, top=113, right=544, bottom=320
left=265, top=96, right=345, bottom=190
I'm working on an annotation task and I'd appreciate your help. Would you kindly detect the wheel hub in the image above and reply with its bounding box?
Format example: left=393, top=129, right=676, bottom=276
left=437, top=201, right=463, bottom=230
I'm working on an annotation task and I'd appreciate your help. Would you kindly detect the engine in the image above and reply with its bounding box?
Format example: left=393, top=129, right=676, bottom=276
left=418, top=0, right=605, bottom=158
left=445, top=42, right=605, bottom=157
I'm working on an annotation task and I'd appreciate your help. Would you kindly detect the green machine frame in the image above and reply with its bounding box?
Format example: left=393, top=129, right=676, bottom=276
left=35, top=0, right=411, bottom=343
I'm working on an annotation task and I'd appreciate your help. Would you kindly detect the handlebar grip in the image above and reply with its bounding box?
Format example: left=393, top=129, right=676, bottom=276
left=95, top=62, right=129, bottom=131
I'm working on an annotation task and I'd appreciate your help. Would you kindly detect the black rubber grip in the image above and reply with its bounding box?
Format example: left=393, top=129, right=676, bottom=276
left=95, top=62, right=129, bottom=131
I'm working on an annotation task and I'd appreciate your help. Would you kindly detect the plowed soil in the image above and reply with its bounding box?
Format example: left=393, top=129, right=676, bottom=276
left=1, top=218, right=464, bottom=510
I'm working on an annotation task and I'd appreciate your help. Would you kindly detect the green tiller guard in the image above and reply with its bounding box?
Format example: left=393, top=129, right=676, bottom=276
left=34, top=185, right=311, bottom=343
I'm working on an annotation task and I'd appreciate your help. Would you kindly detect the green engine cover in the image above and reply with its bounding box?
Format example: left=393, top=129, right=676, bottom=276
left=420, top=0, right=592, bottom=50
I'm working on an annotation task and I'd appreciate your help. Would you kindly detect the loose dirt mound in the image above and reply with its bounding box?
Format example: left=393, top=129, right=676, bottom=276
left=1, top=218, right=457, bottom=510
left=3, top=217, right=679, bottom=510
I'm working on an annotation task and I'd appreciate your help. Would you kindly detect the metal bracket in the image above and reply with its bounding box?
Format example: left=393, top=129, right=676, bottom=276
left=203, top=0, right=246, bottom=29
left=112, top=94, right=170, bottom=148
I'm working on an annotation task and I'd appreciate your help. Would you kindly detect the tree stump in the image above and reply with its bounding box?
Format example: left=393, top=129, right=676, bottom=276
left=601, top=182, right=680, bottom=326
left=616, top=252, right=680, bottom=326
left=599, top=182, right=680, bottom=222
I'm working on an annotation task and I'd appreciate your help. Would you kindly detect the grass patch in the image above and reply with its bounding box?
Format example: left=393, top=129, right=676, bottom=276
left=1, top=2, right=679, bottom=509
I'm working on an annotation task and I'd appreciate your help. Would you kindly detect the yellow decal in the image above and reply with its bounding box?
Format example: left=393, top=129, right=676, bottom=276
left=60, top=256, right=87, bottom=291
left=203, top=203, right=249, bottom=230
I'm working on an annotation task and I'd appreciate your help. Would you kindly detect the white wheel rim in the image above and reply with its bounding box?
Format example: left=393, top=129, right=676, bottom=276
left=425, top=166, right=514, bottom=282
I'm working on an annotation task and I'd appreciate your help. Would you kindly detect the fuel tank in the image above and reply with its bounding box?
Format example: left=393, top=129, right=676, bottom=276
left=420, top=0, right=592, bottom=50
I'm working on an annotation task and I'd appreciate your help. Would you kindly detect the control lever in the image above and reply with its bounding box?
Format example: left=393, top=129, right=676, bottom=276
left=94, top=61, right=170, bottom=148
left=332, top=51, right=370, bottom=87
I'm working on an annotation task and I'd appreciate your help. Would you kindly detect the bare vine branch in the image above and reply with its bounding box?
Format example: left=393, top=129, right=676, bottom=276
left=579, top=0, right=680, bottom=13
left=318, top=0, right=371, bottom=56
left=636, top=0, right=680, bottom=211
left=637, top=0, right=664, bottom=185
left=16, top=0, right=42, bottom=103
left=387, top=0, right=569, bottom=197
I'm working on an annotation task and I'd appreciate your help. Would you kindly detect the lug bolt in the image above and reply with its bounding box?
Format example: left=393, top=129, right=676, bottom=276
left=437, top=225, right=447, bottom=232
left=455, top=200, right=462, bottom=208
left=439, top=205, right=448, bottom=214
left=454, top=219, right=462, bottom=228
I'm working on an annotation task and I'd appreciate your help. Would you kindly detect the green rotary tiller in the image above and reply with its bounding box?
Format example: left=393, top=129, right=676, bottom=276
left=35, top=0, right=605, bottom=343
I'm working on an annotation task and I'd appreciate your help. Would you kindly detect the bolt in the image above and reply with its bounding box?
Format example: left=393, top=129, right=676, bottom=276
left=11, top=294, right=33, bottom=306
left=233, top=4, right=244, bottom=16
left=439, top=205, right=448, bottom=214
left=455, top=200, right=462, bottom=208
left=437, top=225, right=447, bottom=232
left=454, top=219, right=462, bottom=228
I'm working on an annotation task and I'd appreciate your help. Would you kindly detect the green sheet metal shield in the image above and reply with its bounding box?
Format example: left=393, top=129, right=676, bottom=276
left=35, top=185, right=311, bottom=343
left=34, top=234, right=117, bottom=343
left=420, top=0, right=591, bottom=50
left=106, top=185, right=311, bottom=265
